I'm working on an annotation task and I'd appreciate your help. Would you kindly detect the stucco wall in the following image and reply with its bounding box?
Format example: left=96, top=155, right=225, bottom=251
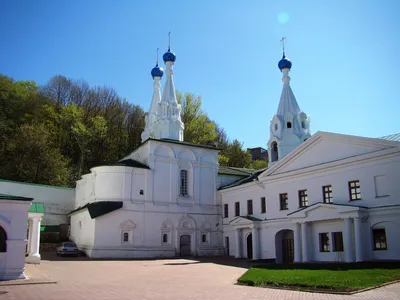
left=0, top=180, right=74, bottom=226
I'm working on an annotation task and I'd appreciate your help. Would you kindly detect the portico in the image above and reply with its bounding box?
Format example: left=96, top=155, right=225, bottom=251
left=230, top=216, right=262, bottom=260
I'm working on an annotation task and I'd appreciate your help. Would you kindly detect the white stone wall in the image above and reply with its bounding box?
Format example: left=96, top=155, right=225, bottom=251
left=0, top=200, right=31, bottom=280
left=0, top=180, right=74, bottom=226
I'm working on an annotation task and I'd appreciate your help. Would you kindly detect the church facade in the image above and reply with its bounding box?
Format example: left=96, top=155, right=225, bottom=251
left=69, top=46, right=400, bottom=262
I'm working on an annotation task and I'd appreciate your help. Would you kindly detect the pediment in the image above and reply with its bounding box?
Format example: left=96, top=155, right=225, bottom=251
left=288, top=203, right=365, bottom=221
left=261, top=131, right=399, bottom=177
left=229, top=216, right=263, bottom=227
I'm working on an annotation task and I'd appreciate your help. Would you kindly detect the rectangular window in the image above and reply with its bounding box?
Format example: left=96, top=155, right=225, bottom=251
left=332, top=232, right=344, bottom=252
left=223, top=204, right=228, bottom=218
left=322, top=185, right=333, bottom=203
left=180, top=170, right=188, bottom=196
left=349, top=180, right=361, bottom=201
left=247, top=200, right=253, bottom=215
left=373, top=228, right=387, bottom=250
left=319, top=233, right=330, bottom=252
left=235, top=202, right=240, bottom=217
left=298, top=190, right=308, bottom=208
left=279, top=193, right=288, bottom=210
left=374, top=175, right=389, bottom=197
left=261, top=197, right=266, bottom=213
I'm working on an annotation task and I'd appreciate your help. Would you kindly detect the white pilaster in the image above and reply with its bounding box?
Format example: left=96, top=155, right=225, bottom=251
left=301, top=222, right=309, bottom=262
left=344, top=217, right=355, bottom=263
left=294, top=223, right=302, bottom=263
left=354, top=217, right=363, bottom=262
left=235, top=229, right=242, bottom=258
left=26, top=216, right=41, bottom=264
left=251, top=227, right=259, bottom=260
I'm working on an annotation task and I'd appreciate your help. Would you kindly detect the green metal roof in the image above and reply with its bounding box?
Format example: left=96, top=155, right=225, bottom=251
left=0, top=179, right=74, bottom=190
left=218, top=166, right=255, bottom=176
left=0, top=193, right=33, bottom=201
left=40, top=225, right=59, bottom=232
left=29, top=202, right=45, bottom=213
left=147, top=138, right=221, bottom=150
left=219, top=169, right=266, bottom=190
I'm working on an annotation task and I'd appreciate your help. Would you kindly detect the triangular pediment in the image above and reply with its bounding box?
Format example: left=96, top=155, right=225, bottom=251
left=229, top=216, right=263, bottom=226
left=261, top=131, right=399, bottom=177
left=288, top=202, right=366, bottom=221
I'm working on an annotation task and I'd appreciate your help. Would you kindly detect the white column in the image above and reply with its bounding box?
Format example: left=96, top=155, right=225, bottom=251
left=354, top=217, right=363, bottom=262
left=235, top=228, right=242, bottom=258
left=344, top=217, right=355, bottom=263
left=301, top=222, right=309, bottom=262
left=26, top=216, right=41, bottom=264
left=26, top=219, right=33, bottom=255
left=294, top=223, right=302, bottom=263
left=252, top=227, right=259, bottom=260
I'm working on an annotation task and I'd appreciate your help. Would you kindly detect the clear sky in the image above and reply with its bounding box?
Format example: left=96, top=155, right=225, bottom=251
left=1, top=1, right=399, bottom=148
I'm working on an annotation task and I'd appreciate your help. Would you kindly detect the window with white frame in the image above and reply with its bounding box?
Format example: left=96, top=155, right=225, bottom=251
left=120, top=220, right=135, bottom=245
left=180, top=169, right=188, bottom=196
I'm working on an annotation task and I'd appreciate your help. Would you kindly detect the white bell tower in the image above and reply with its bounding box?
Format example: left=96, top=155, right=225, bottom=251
left=268, top=41, right=311, bottom=164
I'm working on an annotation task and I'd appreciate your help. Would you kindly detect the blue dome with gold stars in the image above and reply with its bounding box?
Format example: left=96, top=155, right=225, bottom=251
left=163, top=48, right=176, bottom=63
left=151, top=64, right=163, bottom=78
left=278, top=53, right=292, bottom=70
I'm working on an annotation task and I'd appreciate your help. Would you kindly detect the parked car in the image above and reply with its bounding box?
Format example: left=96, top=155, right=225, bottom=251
left=56, top=242, right=79, bottom=256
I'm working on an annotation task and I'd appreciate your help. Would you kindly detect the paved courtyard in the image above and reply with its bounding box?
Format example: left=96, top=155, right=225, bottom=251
left=0, top=255, right=399, bottom=300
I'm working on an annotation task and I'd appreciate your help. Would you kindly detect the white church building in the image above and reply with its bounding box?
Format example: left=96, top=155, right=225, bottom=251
left=66, top=46, right=400, bottom=262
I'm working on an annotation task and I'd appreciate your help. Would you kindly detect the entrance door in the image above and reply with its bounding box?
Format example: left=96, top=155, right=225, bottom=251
left=225, top=237, right=230, bottom=256
left=180, top=235, right=191, bottom=257
left=247, top=234, right=253, bottom=259
left=282, top=237, right=294, bottom=263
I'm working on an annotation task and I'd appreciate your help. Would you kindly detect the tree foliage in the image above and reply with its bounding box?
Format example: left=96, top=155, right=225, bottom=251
left=0, top=74, right=268, bottom=187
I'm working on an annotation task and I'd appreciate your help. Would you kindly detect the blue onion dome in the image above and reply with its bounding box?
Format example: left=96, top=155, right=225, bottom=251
left=163, top=48, right=176, bottom=63
left=151, top=64, right=164, bottom=78
left=278, top=53, right=292, bottom=70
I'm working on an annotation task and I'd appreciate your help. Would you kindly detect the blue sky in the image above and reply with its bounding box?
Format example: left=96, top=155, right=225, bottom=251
left=1, top=1, right=399, bottom=148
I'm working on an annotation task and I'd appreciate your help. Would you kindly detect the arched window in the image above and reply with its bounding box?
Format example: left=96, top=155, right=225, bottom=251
left=287, top=121, right=292, bottom=128
left=123, top=232, right=129, bottom=242
left=0, top=226, right=7, bottom=252
left=163, top=233, right=168, bottom=243
left=301, top=121, right=305, bottom=129
left=202, top=234, right=207, bottom=243
left=271, top=142, right=279, bottom=162
left=180, top=170, right=188, bottom=196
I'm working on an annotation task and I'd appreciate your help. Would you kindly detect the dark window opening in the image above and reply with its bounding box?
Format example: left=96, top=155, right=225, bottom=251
left=163, top=233, right=168, bottom=243
left=319, top=233, right=330, bottom=252
left=349, top=180, right=361, bottom=201
left=287, top=121, right=292, bottom=128
left=323, top=185, right=333, bottom=203
left=202, top=234, right=207, bottom=243
left=0, top=226, right=6, bottom=252
left=247, top=200, right=253, bottom=215
left=279, top=193, right=288, bottom=210
left=301, top=121, right=305, bottom=129
left=373, top=228, right=387, bottom=250
left=139, top=189, right=144, bottom=195
left=332, top=232, right=343, bottom=252
left=274, top=123, right=278, bottom=131
left=235, top=202, right=240, bottom=216
left=123, top=232, right=129, bottom=242
left=223, top=204, right=228, bottom=218
left=298, top=190, right=308, bottom=208
left=180, top=170, right=188, bottom=196
left=261, top=197, right=266, bottom=213
left=271, top=142, right=279, bottom=162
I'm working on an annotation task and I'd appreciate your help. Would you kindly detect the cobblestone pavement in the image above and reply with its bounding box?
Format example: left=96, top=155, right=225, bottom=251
left=1, top=256, right=399, bottom=300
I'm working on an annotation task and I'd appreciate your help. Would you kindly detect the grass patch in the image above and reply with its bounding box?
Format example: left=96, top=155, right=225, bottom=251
left=238, top=262, right=400, bottom=292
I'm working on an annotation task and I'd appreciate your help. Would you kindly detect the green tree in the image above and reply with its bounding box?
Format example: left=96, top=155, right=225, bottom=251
left=223, top=139, right=252, bottom=168
left=2, top=124, right=70, bottom=185
left=177, top=92, right=216, bottom=145
left=249, top=159, right=268, bottom=170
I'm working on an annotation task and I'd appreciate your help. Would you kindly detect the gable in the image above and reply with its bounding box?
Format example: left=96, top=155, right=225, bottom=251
left=263, top=132, right=399, bottom=176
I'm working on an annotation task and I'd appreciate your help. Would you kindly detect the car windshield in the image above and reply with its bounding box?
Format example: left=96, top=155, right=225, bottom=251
left=64, top=242, right=77, bottom=247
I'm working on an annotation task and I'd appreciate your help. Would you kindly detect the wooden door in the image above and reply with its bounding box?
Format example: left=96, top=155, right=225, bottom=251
left=180, top=235, right=191, bottom=257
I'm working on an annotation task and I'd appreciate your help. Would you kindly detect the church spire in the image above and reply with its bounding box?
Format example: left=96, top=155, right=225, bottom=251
left=141, top=34, right=184, bottom=143
left=267, top=41, right=311, bottom=164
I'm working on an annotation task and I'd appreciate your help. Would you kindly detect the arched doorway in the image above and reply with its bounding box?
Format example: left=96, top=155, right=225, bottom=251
left=246, top=233, right=253, bottom=259
left=0, top=226, right=7, bottom=252
left=275, top=229, right=294, bottom=263
left=180, top=235, right=191, bottom=257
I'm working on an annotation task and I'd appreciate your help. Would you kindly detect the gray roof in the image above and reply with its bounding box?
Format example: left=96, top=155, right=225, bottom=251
left=218, top=166, right=255, bottom=176
left=379, top=133, right=400, bottom=142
